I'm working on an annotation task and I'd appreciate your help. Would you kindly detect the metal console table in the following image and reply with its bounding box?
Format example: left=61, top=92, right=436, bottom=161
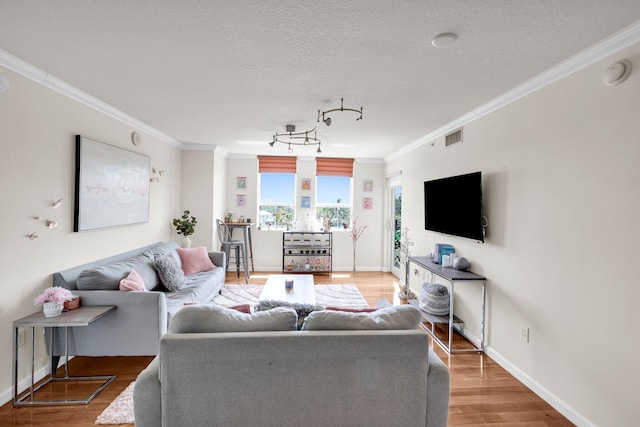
left=13, top=305, right=116, bottom=406
left=407, top=256, right=486, bottom=354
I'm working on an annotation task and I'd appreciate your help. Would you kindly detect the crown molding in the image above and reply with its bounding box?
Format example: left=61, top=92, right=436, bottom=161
left=0, top=49, right=184, bottom=149
left=385, top=21, right=640, bottom=163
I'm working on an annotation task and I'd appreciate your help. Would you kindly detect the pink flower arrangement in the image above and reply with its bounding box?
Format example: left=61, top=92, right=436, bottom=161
left=347, top=216, right=367, bottom=242
left=34, top=286, right=73, bottom=305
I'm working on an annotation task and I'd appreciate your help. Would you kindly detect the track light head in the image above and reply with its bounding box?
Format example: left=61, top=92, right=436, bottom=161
left=316, top=144, right=322, bottom=154
left=323, top=116, right=332, bottom=126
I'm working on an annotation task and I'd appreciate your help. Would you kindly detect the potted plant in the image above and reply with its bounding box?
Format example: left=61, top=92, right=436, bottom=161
left=173, top=210, right=197, bottom=248
left=34, top=286, right=74, bottom=317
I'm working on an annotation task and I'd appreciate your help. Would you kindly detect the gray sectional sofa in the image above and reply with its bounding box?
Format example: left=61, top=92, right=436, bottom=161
left=49, top=241, right=226, bottom=357
left=134, top=304, right=450, bottom=427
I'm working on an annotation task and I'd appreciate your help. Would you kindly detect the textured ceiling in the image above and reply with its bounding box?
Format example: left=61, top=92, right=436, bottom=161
left=1, top=1, right=640, bottom=159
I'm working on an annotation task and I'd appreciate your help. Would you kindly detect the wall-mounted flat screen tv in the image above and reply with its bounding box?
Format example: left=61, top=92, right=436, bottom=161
left=424, top=171, right=484, bottom=243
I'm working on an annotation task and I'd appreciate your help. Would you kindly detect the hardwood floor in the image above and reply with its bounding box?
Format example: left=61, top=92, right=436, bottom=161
left=0, top=271, right=573, bottom=426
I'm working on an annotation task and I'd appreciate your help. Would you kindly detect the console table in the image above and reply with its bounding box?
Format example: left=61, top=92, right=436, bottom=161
left=12, top=305, right=116, bottom=406
left=407, top=256, right=486, bottom=354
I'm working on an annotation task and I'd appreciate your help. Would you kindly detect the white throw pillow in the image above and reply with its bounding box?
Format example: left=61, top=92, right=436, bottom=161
left=301, top=304, right=421, bottom=330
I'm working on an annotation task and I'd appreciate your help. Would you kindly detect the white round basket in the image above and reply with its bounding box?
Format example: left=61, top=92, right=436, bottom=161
left=418, top=283, right=450, bottom=316
left=43, top=301, right=64, bottom=317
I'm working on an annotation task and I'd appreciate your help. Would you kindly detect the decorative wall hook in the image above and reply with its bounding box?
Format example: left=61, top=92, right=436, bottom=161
left=150, top=167, right=164, bottom=183
left=46, top=220, right=58, bottom=229
left=34, top=216, right=43, bottom=223
left=27, top=232, right=39, bottom=240
left=52, top=199, right=62, bottom=209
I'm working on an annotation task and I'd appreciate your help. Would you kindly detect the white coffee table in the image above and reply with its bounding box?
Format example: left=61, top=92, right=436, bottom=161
left=259, top=275, right=316, bottom=305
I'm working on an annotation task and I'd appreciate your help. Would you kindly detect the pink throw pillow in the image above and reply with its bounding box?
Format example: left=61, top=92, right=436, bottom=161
left=177, top=246, right=216, bottom=276
left=119, top=268, right=147, bottom=292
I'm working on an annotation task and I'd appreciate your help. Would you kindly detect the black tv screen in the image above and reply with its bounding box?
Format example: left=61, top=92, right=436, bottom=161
left=424, top=171, right=484, bottom=242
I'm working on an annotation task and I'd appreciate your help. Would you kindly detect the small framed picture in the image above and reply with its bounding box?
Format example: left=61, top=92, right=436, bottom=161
left=363, top=197, right=373, bottom=209
left=301, top=196, right=311, bottom=208
left=363, top=179, right=373, bottom=192
left=301, top=178, right=311, bottom=191
left=236, top=194, right=247, bottom=207
left=236, top=176, right=246, bottom=189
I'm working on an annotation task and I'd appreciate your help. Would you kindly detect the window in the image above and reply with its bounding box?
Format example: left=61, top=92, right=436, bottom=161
left=258, top=156, right=296, bottom=230
left=316, top=176, right=352, bottom=229
left=315, top=158, right=354, bottom=230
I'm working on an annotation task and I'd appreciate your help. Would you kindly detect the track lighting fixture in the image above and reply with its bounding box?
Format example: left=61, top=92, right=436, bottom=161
left=268, top=97, right=363, bottom=153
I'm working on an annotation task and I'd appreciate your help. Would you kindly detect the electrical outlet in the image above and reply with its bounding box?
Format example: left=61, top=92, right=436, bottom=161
left=18, top=329, right=26, bottom=346
left=520, top=325, right=530, bottom=343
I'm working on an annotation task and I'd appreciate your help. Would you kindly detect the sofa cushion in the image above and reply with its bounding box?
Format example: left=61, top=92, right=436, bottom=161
left=301, top=304, right=421, bottom=330
left=77, top=253, right=157, bottom=290
left=177, top=246, right=216, bottom=276
left=325, top=306, right=379, bottom=313
left=119, top=268, right=147, bottom=292
left=169, top=304, right=298, bottom=333
left=154, top=253, right=187, bottom=292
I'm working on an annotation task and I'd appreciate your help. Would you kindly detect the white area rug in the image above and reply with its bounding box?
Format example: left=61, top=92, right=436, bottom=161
left=95, top=382, right=135, bottom=425
left=212, top=283, right=369, bottom=308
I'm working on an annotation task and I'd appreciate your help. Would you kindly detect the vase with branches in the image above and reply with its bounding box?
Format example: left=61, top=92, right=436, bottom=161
left=347, top=216, right=367, bottom=273
left=398, top=227, right=416, bottom=299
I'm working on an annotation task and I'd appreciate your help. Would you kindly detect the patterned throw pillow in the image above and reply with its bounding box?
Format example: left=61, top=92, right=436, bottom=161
left=154, top=254, right=187, bottom=291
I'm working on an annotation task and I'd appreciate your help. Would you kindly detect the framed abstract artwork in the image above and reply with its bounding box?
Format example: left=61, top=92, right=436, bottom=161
left=363, top=197, right=373, bottom=209
left=363, top=179, right=373, bottom=192
left=74, top=135, right=150, bottom=232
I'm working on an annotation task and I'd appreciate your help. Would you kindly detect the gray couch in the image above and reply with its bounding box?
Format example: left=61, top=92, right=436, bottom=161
left=49, top=241, right=226, bottom=357
left=134, top=304, right=450, bottom=427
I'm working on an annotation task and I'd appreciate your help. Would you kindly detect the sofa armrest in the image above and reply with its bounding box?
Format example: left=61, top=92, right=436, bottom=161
left=426, top=347, right=450, bottom=427
left=134, top=356, right=162, bottom=427
left=47, top=290, right=168, bottom=356
left=209, top=251, right=226, bottom=271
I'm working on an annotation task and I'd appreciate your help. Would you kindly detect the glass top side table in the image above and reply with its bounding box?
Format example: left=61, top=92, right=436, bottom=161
left=12, top=305, right=116, bottom=406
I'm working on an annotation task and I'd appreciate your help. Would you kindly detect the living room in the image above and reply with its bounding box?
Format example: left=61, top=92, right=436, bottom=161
left=2, top=3, right=640, bottom=426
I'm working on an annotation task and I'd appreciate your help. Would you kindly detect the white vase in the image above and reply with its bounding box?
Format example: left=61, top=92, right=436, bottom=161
left=180, top=236, right=192, bottom=248
left=43, top=301, right=64, bottom=317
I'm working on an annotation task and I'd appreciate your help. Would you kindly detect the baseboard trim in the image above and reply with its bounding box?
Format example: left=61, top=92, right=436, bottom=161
left=485, top=346, right=595, bottom=427
left=0, top=364, right=49, bottom=407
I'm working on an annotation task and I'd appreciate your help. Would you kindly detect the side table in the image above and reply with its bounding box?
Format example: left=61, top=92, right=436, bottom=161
left=13, top=305, right=116, bottom=406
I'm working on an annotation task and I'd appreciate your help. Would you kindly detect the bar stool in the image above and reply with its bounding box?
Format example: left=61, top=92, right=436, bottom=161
left=216, top=219, right=249, bottom=283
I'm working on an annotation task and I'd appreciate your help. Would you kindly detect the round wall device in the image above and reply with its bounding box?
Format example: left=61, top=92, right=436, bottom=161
left=602, top=60, right=631, bottom=86
left=0, top=75, right=9, bottom=92
left=131, top=131, right=142, bottom=146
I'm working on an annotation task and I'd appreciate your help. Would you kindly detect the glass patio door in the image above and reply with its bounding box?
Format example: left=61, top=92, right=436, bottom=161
left=387, top=173, right=402, bottom=278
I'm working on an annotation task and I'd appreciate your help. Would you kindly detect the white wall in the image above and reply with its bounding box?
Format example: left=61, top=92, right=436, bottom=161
left=386, top=42, right=640, bottom=426
left=180, top=149, right=215, bottom=248
left=0, top=66, right=182, bottom=404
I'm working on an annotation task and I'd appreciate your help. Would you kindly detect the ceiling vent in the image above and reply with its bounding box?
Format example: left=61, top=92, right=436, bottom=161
left=445, top=127, right=463, bottom=147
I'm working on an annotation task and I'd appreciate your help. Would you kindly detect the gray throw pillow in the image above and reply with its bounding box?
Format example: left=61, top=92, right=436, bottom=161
left=169, top=304, right=298, bottom=333
left=301, top=304, right=421, bottom=330
left=154, top=253, right=187, bottom=292
left=256, top=300, right=325, bottom=329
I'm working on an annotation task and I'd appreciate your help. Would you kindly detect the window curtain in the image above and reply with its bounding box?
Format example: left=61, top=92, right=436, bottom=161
left=315, top=157, right=354, bottom=177
left=258, top=156, right=297, bottom=173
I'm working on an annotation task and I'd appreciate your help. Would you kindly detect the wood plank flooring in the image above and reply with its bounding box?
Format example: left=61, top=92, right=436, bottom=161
left=0, top=271, right=573, bottom=426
